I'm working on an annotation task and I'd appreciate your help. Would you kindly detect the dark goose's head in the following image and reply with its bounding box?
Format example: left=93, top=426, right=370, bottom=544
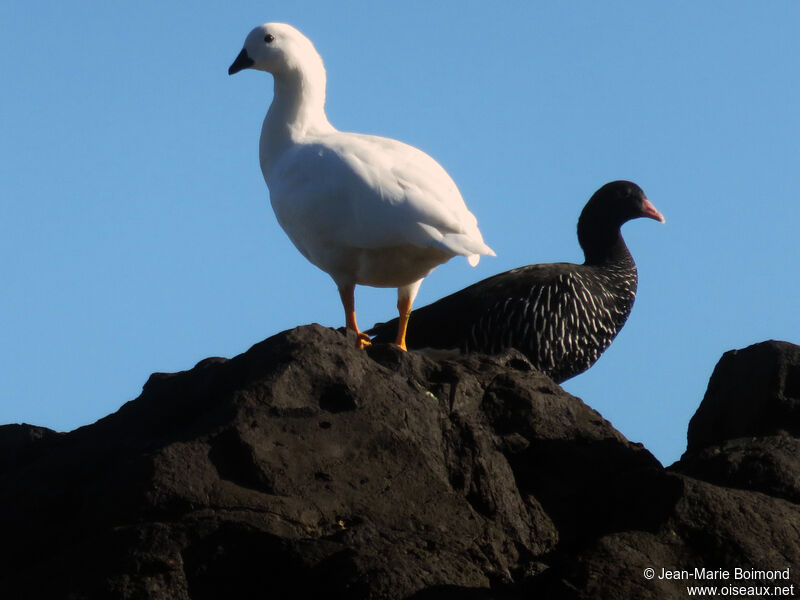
left=577, top=180, right=665, bottom=265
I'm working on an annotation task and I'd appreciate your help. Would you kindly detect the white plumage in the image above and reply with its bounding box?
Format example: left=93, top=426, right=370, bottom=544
left=229, top=22, right=494, bottom=349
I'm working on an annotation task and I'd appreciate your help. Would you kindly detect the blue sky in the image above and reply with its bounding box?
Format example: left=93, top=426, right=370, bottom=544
left=1, top=1, right=798, bottom=466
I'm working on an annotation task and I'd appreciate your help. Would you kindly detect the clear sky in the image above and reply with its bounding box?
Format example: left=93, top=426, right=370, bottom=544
left=2, top=1, right=798, bottom=466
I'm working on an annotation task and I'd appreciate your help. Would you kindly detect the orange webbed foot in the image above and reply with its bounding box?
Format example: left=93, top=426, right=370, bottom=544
left=356, top=331, right=372, bottom=350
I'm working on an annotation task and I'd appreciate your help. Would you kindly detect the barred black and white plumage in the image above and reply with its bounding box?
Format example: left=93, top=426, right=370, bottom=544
left=367, top=181, right=665, bottom=383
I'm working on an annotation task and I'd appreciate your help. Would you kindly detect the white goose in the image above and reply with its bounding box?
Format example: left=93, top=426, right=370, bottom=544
left=229, top=23, right=494, bottom=350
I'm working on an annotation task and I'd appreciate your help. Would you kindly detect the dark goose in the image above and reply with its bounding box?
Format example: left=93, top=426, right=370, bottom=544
left=368, top=181, right=665, bottom=383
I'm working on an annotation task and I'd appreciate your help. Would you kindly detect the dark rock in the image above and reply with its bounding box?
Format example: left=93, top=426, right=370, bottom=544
left=675, top=435, right=800, bottom=503
left=686, top=340, right=800, bottom=451
left=527, top=474, right=800, bottom=599
left=675, top=339, right=800, bottom=504
left=0, top=423, right=61, bottom=473
left=0, top=326, right=798, bottom=599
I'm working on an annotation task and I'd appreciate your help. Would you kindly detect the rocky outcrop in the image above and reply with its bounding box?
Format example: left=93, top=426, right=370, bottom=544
left=675, top=340, right=800, bottom=504
left=0, top=328, right=797, bottom=599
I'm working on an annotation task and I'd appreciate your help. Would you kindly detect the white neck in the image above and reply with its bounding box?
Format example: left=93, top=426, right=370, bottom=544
left=259, top=59, right=335, bottom=179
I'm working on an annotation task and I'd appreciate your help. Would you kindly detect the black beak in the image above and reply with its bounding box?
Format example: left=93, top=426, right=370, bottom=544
left=228, top=48, right=254, bottom=75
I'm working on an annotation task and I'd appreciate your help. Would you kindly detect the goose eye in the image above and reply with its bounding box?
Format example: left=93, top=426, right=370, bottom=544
left=265, top=34, right=275, bottom=43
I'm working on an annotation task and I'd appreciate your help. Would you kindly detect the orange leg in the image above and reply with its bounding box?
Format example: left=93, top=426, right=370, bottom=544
left=338, top=284, right=371, bottom=349
left=395, top=295, right=413, bottom=351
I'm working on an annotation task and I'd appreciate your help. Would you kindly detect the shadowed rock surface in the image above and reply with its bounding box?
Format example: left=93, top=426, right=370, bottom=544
left=0, top=328, right=797, bottom=599
left=675, top=340, right=800, bottom=504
